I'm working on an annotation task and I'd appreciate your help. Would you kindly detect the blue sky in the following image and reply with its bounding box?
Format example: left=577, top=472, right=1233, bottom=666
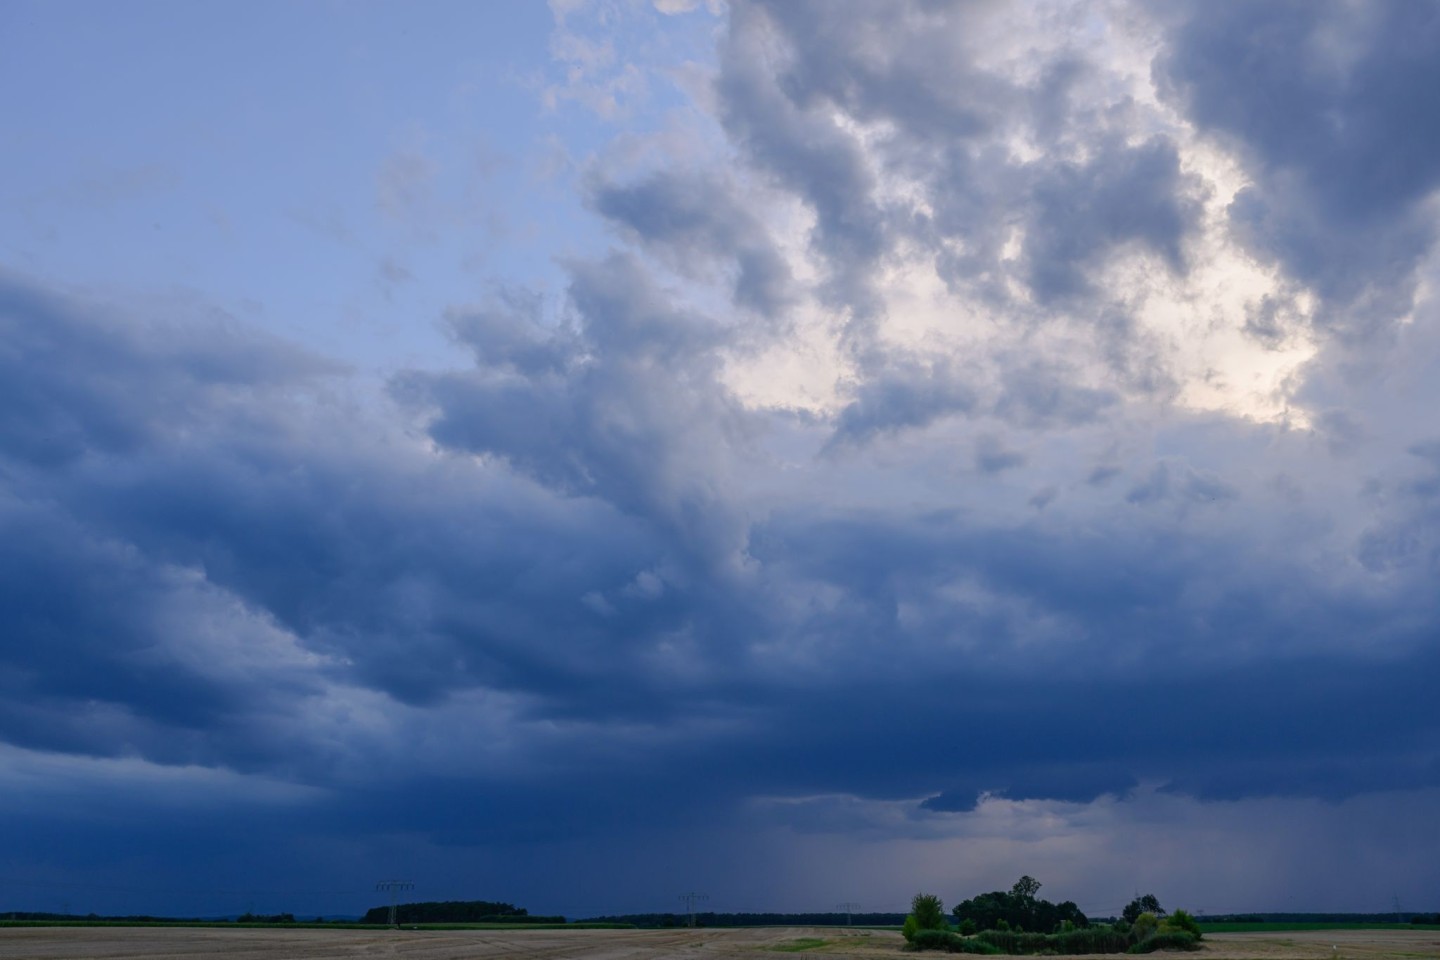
left=2, top=0, right=1439, bottom=922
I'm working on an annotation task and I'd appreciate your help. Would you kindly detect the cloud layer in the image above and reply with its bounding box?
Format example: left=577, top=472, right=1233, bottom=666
left=2, top=0, right=1439, bottom=919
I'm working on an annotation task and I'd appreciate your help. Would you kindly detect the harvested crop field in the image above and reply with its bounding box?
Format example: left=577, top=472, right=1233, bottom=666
left=1196, top=928, right=1440, bottom=958
left=0, top=926, right=1436, bottom=959
left=0, top=926, right=892, bottom=959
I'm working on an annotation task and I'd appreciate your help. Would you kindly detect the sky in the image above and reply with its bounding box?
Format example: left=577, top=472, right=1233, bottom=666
left=2, top=0, right=1439, bottom=922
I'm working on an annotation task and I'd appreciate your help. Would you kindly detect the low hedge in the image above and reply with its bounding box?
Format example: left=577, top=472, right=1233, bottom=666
left=1128, top=931, right=1200, bottom=953
left=1053, top=927, right=1133, bottom=954
left=910, top=924, right=1197, bottom=955
left=909, top=929, right=1002, bottom=953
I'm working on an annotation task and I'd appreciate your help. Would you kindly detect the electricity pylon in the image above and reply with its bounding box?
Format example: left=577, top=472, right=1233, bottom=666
left=837, top=902, right=861, bottom=925
left=679, top=892, right=708, bottom=927
left=376, top=879, right=414, bottom=927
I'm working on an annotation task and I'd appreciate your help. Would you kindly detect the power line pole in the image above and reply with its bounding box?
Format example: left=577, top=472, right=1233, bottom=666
left=376, top=880, right=414, bottom=928
left=678, top=892, right=708, bottom=928
left=837, top=902, right=861, bottom=925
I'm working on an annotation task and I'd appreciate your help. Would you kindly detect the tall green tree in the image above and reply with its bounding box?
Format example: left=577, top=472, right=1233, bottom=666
left=1011, top=876, right=1042, bottom=901
left=1122, top=894, right=1164, bottom=923
left=952, top=877, right=1089, bottom=933
left=911, top=892, right=947, bottom=930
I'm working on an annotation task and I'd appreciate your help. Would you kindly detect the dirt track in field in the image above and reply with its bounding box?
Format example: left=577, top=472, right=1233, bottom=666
left=0, top=926, right=1435, bottom=959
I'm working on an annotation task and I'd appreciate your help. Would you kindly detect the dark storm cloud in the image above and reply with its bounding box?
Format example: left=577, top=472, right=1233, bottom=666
left=17, top=247, right=1410, bottom=834
left=0, top=501, right=251, bottom=756
left=0, top=277, right=346, bottom=765
left=0, top=278, right=330, bottom=467
left=0, top=274, right=676, bottom=746
left=1155, top=0, right=1440, bottom=331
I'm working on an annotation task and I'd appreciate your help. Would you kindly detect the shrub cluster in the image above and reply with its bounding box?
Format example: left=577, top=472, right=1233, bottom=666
left=975, top=927, right=1133, bottom=955
left=910, top=929, right=1003, bottom=953
left=908, top=920, right=1199, bottom=954
left=1162, top=910, right=1202, bottom=939
left=1127, top=931, right=1200, bottom=953
left=1054, top=927, right=1133, bottom=954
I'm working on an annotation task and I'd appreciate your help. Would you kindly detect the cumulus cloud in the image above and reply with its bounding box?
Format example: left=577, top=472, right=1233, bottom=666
left=590, top=168, right=796, bottom=318
left=1154, top=1, right=1440, bottom=334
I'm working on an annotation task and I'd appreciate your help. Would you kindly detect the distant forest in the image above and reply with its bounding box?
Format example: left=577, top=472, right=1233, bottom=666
left=358, top=900, right=564, bottom=924
left=1201, top=913, right=1435, bottom=924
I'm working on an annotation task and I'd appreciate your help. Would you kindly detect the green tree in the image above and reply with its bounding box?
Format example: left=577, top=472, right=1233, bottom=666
left=1011, top=876, right=1041, bottom=901
left=911, top=893, right=947, bottom=930
left=952, top=879, right=1088, bottom=933
left=1122, top=894, right=1164, bottom=923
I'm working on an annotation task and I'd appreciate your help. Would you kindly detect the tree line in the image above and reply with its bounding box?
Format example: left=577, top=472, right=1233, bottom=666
left=358, top=900, right=563, bottom=924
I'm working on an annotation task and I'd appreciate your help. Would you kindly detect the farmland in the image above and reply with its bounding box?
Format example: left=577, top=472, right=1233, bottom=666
left=1, top=924, right=1437, bottom=959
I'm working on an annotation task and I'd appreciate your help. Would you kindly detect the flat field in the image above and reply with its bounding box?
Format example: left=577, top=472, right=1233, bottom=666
left=1, top=925, right=1437, bottom=959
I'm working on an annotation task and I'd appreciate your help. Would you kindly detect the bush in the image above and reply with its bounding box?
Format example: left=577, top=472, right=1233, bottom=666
left=1160, top=910, right=1201, bottom=940
left=976, top=930, right=1051, bottom=954
left=910, top=929, right=1002, bottom=954
left=910, top=925, right=1157, bottom=956
left=1053, top=927, right=1131, bottom=954
left=1127, top=931, right=1199, bottom=953
left=966, top=927, right=1132, bottom=955
left=904, top=915, right=920, bottom=943
left=1131, top=913, right=1159, bottom=941
left=911, top=928, right=951, bottom=950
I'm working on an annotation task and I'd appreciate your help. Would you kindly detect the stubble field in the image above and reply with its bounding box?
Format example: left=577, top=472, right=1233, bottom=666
left=0, top=926, right=1436, bottom=959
